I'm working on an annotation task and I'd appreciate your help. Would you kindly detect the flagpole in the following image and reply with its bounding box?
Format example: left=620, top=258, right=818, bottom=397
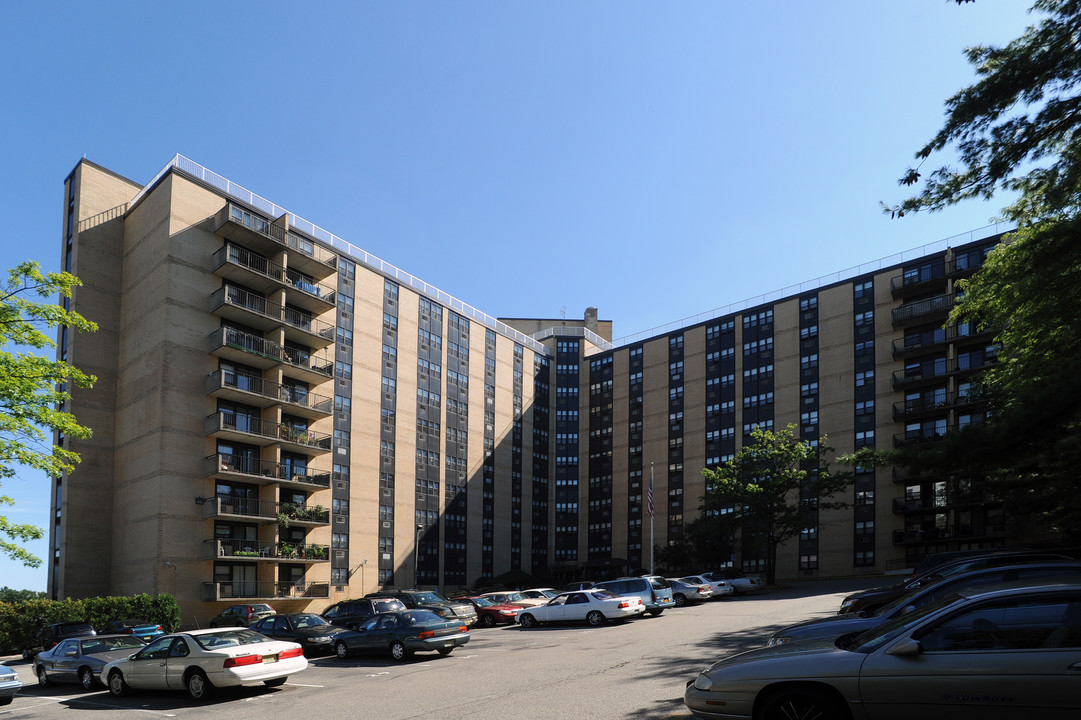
left=649, top=462, right=655, bottom=575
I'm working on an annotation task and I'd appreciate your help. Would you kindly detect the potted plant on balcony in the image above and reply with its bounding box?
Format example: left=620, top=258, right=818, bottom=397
left=278, top=542, right=297, bottom=559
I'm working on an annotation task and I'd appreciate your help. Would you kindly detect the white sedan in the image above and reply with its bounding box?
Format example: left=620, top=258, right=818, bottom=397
left=517, top=589, right=646, bottom=627
left=103, top=628, right=307, bottom=701
left=683, top=574, right=735, bottom=598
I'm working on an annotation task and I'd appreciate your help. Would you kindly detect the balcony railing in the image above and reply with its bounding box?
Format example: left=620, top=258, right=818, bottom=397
left=207, top=453, right=331, bottom=488
left=891, top=293, right=955, bottom=327
left=890, top=262, right=947, bottom=296
left=201, top=495, right=330, bottom=525
left=206, top=370, right=333, bottom=416
left=206, top=411, right=333, bottom=451
left=205, top=538, right=330, bottom=561
left=892, top=355, right=996, bottom=388
left=211, top=285, right=335, bottom=345
left=213, top=244, right=336, bottom=309
left=893, top=429, right=947, bottom=448
left=201, top=580, right=331, bottom=602
left=892, top=491, right=988, bottom=514
left=892, top=524, right=1006, bottom=545
left=208, top=327, right=334, bottom=380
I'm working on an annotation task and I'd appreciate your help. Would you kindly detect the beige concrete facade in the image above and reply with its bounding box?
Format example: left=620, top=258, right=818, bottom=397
left=53, top=156, right=1013, bottom=622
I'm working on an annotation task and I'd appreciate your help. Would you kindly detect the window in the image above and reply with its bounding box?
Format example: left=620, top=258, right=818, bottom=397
left=855, top=370, right=874, bottom=387
left=800, top=296, right=817, bottom=312
left=855, top=311, right=874, bottom=327
left=800, top=325, right=818, bottom=339
left=801, top=354, right=818, bottom=370
left=853, top=280, right=872, bottom=298
left=855, top=400, right=875, bottom=416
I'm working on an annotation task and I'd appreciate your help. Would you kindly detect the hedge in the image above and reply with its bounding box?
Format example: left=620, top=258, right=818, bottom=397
left=0, top=593, right=181, bottom=653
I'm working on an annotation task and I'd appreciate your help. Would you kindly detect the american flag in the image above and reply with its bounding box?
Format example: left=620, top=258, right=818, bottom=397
left=647, top=466, right=655, bottom=518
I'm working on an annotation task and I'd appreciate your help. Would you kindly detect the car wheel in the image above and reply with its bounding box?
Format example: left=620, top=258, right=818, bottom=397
left=674, top=593, right=687, bottom=607
left=263, top=677, right=287, bottom=687
left=389, top=641, right=411, bottom=661
left=437, top=647, right=453, bottom=656
left=586, top=611, right=606, bottom=627
left=519, top=613, right=537, bottom=629
left=79, top=666, right=96, bottom=690
left=107, top=670, right=128, bottom=697
left=648, top=609, right=663, bottom=617
left=478, top=614, right=496, bottom=628
left=334, top=640, right=351, bottom=659
left=185, top=669, right=215, bottom=701
left=36, top=666, right=50, bottom=687
left=760, top=687, right=847, bottom=720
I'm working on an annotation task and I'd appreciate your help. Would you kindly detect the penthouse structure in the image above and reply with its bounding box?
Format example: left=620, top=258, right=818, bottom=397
left=51, top=155, right=1014, bottom=619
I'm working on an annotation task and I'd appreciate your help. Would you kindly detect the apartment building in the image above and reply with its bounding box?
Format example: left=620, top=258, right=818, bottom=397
left=51, top=155, right=1015, bottom=620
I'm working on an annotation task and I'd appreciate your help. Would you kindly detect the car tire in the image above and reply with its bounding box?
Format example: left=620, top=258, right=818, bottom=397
left=36, top=666, right=50, bottom=687
left=185, top=669, right=215, bottom=701
left=107, top=670, right=128, bottom=697
left=760, top=687, right=847, bottom=720
left=79, top=666, right=95, bottom=690
left=389, top=640, right=411, bottom=661
left=586, top=611, right=606, bottom=627
left=478, top=614, right=496, bottom=628
left=674, top=594, right=687, bottom=607
left=519, top=613, right=537, bottom=629
left=264, top=677, right=287, bottom=687
left=334, top=640, right=351, bottom=659
left=648, top=609, right=664, bottom=617
left=437, top=647, right=453, bottom=656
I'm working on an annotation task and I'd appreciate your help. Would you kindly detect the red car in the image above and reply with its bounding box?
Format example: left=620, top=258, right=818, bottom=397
left=463, top=596, right=521, bottom=627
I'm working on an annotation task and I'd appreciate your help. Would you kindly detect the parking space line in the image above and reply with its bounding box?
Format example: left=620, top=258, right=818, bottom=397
left=5, top=694, right=177, bottom=717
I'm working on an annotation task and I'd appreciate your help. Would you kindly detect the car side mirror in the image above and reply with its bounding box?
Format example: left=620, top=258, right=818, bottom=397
left=886, top=638, right=922, bottom=657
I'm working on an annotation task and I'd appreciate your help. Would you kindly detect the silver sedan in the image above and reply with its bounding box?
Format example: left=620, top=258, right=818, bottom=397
left=685, top=582, right=1081, bottom=719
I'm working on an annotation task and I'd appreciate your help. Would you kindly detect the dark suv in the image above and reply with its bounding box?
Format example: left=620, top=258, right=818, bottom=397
left=23, top=622, right=96, bottom=660
left=367, top=589, right=478, bottom=627
left=322, top=597, right=407, bottom=629
left=208, top=603, right=276, bottom=627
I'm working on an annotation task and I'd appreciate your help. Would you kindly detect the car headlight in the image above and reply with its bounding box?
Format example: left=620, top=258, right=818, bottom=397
left=0, top=672, right=15, bottom=682
left=311, top=636, right=333, bottom=643
left=693, top=674, right=713, bottom=691
left=500, top=610, right=517, bottom=615
left=766, top=636, right=790, bottom=646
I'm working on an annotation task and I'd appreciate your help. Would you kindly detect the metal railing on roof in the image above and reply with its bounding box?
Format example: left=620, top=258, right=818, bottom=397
left=532, top=325, right=613, bottom=352
left=132, top=155, right=551, bottom=356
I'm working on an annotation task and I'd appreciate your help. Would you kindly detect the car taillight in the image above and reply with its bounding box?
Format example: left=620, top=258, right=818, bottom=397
left=121, top=628, right=134, bottom=634
left=459, top=626, right=468, bottom=633
left=618, top=601, right=630, bottom=608
left=651, top=590, right=657, bottom=602
left=278, top=647, right=304, bottom=659
left=224, top=654, right=262, bottom=667
left=417, top=631, right=435, bottom=639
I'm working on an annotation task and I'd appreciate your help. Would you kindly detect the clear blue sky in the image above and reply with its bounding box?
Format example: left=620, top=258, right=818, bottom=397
left=0, top=1, right=1034, bottom=591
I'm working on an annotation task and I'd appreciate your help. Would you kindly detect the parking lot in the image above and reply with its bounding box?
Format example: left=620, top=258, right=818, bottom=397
left=2, top=577, right=883, bottom=720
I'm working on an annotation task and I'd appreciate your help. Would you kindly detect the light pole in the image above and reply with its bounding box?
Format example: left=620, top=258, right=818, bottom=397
left=414, top=523, right=424, bottom=588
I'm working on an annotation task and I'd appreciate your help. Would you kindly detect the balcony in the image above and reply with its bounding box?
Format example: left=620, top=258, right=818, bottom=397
left=204, top=538, right=330, bottom=562
left=892, top=524, right=1007, bottom=545
left=212, top=244, right=336, bottom=313
left=891, top=293, right=954, bottom=329
left=284, top=231, right=338, bottom=280
left=890, top=262, right=947, bottom=299
left=206, top=453, right=331, bottom=490
left=201, top=495, right=330, bottom=526
left=205, top=412, right=333, bottom=454
left=208, top=328, right=334, bottom=383
left=892, top=392, right=987, bottom=420
left=206, top=370, right=333, bottom=419
left=892, top=490, right=988, bottom=514
left=201, top=580, right=331, bottom=602
left=211, top=285, right=335, bottom=348
left=893, top=428, right=947, bottom=449
left=212, top=203, right=288, bottom=257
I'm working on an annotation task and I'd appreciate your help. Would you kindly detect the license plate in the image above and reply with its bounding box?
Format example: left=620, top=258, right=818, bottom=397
left=262, top=654, right=277, bottom=663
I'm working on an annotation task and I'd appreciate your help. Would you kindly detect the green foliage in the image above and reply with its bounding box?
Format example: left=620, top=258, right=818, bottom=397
left=0, top=586, right=46, bottom=603
left=0, top=261, right=97, bottom=567
left=694, top=425, right=853, bottom=584
left=0, top=593, right=181, bottom=653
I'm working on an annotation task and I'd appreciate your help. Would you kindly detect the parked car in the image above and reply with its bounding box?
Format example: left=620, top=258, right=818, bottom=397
left=517, top=589, right=646, bottom=627
left=480, top=590, right=547, bottom=608
left=321, top=597, right=406, bottom=629
left=207, top=603, right=276, bottom=628
left=703, top=568, right=764, bottom=594
left=769, top=562, right=1081, bottom=646
left=462, top=596, right=522, bottom=627
left=839, top=551, right=1075, bottom=614
left=366, top=590, right=478, bottom=627
left=593, top=576, right=674, bottom=616
left=560, top=581, right=596, bottom=592
left=248, top=613, right=356, bottom=656
left=23, top=621, right=96, bottom=660
left=100, top=619, right=165, bottom=642
left=103, top=627, right=306, bottom=701
left=0, top=663, right=21, bottom=706
left=34, top=634, right=148, bottom=690
left=685, top=582, right=1081, bottom=720
left=667, top=578, right=714, bottom=606
left=681, top=574, right=735, bottom=599
left=519, top=588, right=560, bottom=601
left=332, top=610, right=469, bottom=661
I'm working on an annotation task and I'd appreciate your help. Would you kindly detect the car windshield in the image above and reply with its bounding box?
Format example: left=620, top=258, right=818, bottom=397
left=471, top=597, right=495, bottom=607
left=402, top=610, right=442, bottom=624
left=373, top=600, right=401, bottom=612
left=193, top=629, right=269, bottom=649
left=590, top=589, right=618, bottom=599
left=840, top=592, right=964, bottom=653
left=411, top=592, right=446, bottom=604
left=292, top=614, right=328, bottom=628
left=647, top=577, right=670, bottom=590
left=83, top=636, right=146, bottom=653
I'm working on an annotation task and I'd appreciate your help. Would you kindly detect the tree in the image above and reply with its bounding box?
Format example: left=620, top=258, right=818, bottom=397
left=696, top=425, right=854, bottom=585
left=0, top=261, right=96, bottom=567
left=883, top=0, right=1081, bottom=541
